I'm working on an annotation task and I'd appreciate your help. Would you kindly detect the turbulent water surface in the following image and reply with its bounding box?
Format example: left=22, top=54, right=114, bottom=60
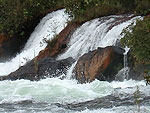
left=0, top=78, right=148, bottom=113
left=0, top=10, right=148, bottom=113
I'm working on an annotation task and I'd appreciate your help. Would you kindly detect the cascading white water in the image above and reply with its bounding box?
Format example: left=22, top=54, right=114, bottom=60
left=0, top=10, right=149, bottom=113
left=115, top=46, right=131, bottom=81
left=57, top=15, right=140, bottom=80
left=0, top=9, right=69, bottom=76
left=124, top=46, right=130, bottom=68
left=57, top=15, right=139, bottom=60
left=123, top=46, right=130, bottom=79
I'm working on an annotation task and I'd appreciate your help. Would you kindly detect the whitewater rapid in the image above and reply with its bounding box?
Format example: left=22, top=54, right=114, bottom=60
left=0, top=9, right=69, bottom=76
left=0, top=78, right=147, bottom=113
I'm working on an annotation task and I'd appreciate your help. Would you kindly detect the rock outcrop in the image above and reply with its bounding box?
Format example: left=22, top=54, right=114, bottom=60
left=36, top=22, right=81, bottom=62
left=73, top=46, right=125, bottom=83
left=0, top=57, right=75, bottom=81
left=56, top=90, right=150, bottom=111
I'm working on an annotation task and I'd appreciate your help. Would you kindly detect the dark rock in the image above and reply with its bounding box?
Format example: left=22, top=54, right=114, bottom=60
left=0, top=57, right=75, bottom=81
left=73, top=46, right=125, bottom=83
left=128, top=65, right=150, bottom=81
left=56, top=93, right=150, bottom=111
left=124, top=51, right=150, bottom=81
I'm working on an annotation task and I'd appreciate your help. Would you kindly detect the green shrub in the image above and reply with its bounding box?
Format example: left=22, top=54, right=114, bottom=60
left=64, top=0, right=143, bottom=22
left=135, top=0, right=150, bottom=16
left=65, top=0, right=126, bottom=22
left=0, top=0, right=64, bottom=37
left=121, top=16, right=150, bottom=65
left=0, top=0, right=150, bottom=39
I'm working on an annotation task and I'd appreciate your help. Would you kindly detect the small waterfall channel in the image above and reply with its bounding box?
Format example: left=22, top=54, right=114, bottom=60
left=123, top=46, right=130, bottom=79
left=115, top=46, right=130, bottom=81
left=124, top=46, right=130, bottom=68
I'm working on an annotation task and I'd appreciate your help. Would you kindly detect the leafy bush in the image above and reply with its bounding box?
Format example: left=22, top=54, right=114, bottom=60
left=135, top=0, right=150, bottom=16
left=64, top=0, right=138, bottom=22
left=121, top=16, right=150, bottom=65
left=65, top=0, right=123, bottom=22
left=0, top=0, right=64, bottom=37
left=0, top=0, right=150, bottom=39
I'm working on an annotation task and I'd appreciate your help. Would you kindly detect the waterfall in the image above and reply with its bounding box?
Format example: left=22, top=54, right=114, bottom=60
left=57, top=15, right=139, bottom=79
left=58, top=15, right=139, bottom=61
left=115, top=46, right=130, bottom=81
left=0, top=9, right=69, bottom=76
left=0, top=10, right=148, bottom=113
left=124, top=46, right=130, bottom=68
left=122, top=46, right=130, bottom=80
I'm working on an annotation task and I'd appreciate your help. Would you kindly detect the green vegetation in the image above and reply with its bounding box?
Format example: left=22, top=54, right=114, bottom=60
left=64, top=0, right=150, bottom=22
left=133, top=86, right=141, bottom=112
left=121, top=16, right=150, bottom=65
left=0, top=0, right=64, bottom=37
left=1, top=0, right=150, bottom=38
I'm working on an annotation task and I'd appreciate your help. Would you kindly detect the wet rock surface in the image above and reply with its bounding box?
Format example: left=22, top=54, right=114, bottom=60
left=55, top=88, right=150, bottom=111
left=0, top=57, right=75, bottom=81
left=36, top=22, right=81, bottom=61
left=73, top=46, right=125, bottom=83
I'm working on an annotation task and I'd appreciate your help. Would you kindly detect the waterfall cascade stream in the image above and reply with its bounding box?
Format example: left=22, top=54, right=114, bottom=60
left=123, top=46, right=130, bottom=80
left=123, top=46, right=130, bottom=68
left=0, top=10, right=149, bottom=113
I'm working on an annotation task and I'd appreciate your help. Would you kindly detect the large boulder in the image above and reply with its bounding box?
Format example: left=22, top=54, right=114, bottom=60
left=0, top=57, right=75, bottom=81
left=73, top=46, right=125, bottom=83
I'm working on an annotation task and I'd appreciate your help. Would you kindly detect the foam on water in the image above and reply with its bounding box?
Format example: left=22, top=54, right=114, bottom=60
left=0, top=9, right=69, bottom=76
left=75, top=106, right=150, bottom=113
left=0, top=78, right=146, bottom=104
left=0, top=78, right=147, bottom=113
left=0, top=78, right=113, bottom=104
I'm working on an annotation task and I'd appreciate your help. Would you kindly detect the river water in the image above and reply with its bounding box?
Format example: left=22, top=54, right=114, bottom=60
left=0, top=9, right=149, bottom=113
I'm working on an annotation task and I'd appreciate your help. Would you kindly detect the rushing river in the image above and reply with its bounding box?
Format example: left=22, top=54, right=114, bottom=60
left=0, top=78, right=148, bottom=113
left=0, top=9, right=149, bottom=113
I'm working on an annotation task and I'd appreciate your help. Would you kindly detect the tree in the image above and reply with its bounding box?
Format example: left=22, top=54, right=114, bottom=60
left=121, top=16, right=150, bottom=65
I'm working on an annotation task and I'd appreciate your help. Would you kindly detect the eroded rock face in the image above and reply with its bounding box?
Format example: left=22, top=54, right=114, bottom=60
left=36, top=22, right=81, bottom=62
left=0, top=57, right=75, bottom=81
left=73, top=46, right=125, bottom=83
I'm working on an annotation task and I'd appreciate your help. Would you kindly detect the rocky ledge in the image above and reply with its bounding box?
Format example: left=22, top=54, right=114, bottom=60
left=55, top=87, right=149, bottom=111
left=0, top=57, right=75, bottom=81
